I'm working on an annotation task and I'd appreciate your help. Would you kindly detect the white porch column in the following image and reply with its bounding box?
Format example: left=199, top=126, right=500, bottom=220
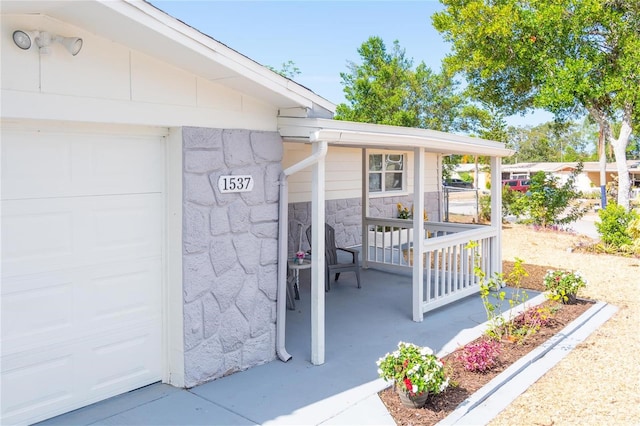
left=412, top=147, right=425, bottom=322
left=361, top=148, right=369, bottom=269
left=311, top=141, right=327, bottom=365
left=490, top=156, right=502, bottom=277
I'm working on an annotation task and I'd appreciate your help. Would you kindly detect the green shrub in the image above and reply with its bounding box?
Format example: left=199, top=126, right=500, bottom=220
left=511, top=164, right=588, bottom=227
left=479, top=194, right=491, bottom=221
left=478, top=186, right=522, bottom=222
left=458, top=171, right=474, bottom=183
left=595, top=204, right=638, bottom=248
left=623, top=214, right=640, bottom=254
left=502, top=185, right=523, bottom=217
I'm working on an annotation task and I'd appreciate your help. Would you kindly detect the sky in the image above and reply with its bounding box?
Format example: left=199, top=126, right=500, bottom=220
left=149, top=1, right=552, bottom=127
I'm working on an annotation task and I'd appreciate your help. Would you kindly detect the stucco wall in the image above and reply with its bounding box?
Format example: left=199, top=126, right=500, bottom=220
left=287, top=193, right=441, bottom=255
left=181, top=127, right=282, bottom=387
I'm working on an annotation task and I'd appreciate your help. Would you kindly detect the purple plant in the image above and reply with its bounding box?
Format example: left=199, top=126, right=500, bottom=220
left=515, top=305, right=553, bottom=331
left=456, top=339, right=502, bottom=372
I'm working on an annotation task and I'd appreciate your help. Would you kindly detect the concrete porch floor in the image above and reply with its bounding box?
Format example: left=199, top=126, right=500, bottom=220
left=38, top=266, right=535, bottom=426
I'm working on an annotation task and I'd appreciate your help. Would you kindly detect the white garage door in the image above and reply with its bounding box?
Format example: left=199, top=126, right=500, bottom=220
left=1, top=127, right=165, bottom=425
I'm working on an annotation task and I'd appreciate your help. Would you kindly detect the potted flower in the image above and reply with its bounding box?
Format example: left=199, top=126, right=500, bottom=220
left=543, top=269, right=587, bottom=304
left=376, top=342, right=449, bottom=408
left=295, top=250, right=306, bottom=264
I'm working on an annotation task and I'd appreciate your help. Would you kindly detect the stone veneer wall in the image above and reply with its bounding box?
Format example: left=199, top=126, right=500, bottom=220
left=287, top=192, right=441, bottom=254
left=181, top=127, right=282, bottom=387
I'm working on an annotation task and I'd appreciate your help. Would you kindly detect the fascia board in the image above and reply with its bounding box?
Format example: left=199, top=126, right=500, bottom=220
left=279, top=117, right=514, bottom=157
left=121, top=1, right=335, bottom=111
left=98, top=1, right=311, bottom=108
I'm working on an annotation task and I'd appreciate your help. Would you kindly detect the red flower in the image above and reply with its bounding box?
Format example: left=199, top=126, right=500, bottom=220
left=404, top=378, right=413, bottom=393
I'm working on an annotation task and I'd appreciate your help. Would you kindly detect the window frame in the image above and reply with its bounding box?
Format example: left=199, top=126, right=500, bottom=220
left=367, top=151, right=408, bottom=196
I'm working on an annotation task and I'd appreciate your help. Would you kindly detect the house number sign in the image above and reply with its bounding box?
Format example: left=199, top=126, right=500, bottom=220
left=218, top=175, right=254, bottom=193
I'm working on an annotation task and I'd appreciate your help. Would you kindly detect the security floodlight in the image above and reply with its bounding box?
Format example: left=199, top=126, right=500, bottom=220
left=12, top=29, right=83, bottom=56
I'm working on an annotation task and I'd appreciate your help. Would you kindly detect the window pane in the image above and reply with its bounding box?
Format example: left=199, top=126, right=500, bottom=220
left=385, top=154, right=404, bottom=171
left=385, top=173, right=403, bottom=191
left=369, top=154, right=382, bottom=171
left=369, top=173, right=382, bottom=192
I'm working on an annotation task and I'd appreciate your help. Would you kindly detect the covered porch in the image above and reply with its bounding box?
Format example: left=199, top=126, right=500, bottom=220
left=277, top=117, right=513, bottom=365
left=41, top=269, right=538, bottom=426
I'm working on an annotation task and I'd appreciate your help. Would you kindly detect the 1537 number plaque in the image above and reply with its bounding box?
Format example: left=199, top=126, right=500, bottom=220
left=218, top=175, right=254, bottom=193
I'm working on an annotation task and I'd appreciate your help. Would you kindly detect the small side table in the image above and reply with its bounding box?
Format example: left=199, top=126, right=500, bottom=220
left=287, top=258, right=312, bottom=301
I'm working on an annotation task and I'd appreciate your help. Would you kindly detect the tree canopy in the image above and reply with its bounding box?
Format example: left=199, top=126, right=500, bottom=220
left=505, top=119, right=597, bottom=164
left=335, top=36, right=471, bottom=133
left=433, top=0, right=639, bottom=209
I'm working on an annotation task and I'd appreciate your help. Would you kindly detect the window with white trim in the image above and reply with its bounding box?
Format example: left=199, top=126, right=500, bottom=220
left=368, top=153, right=406, bottom=193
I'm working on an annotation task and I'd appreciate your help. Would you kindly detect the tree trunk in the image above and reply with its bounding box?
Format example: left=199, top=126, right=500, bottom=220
left=589, top=105, right=634, bottom=211
left=609, top=115, right=633, bottom=211
left=598, top=128, right=607, bottom=209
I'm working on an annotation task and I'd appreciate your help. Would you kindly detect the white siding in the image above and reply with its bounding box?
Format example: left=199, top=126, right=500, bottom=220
left=1, top=14, right=277, bottom=130
left=284, top=144, right=441, bottom=203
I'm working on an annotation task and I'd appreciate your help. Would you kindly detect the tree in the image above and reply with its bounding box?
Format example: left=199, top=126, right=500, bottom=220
left=433, top=0, right=639, bottom=210
left=505, top=120, right=596, bottom=164
left=335, top=36, right=469, bottom=132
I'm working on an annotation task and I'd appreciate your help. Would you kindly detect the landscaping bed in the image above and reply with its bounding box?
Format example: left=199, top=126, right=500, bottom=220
left=378, top=223, right=640, bottom=425
left=378, top=299, right=592, bottom=425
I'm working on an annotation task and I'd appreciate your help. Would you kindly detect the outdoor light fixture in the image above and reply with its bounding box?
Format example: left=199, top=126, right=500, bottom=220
left=12, top=30, right=83, bottom=56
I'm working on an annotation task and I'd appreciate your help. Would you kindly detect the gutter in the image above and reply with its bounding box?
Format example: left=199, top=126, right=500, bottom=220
left=276, top=135, right=328, bottom=362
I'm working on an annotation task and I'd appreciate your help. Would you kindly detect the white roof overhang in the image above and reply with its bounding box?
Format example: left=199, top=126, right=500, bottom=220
left=1, top=0, right=334, bottom=113
left=279, top=117, right=514, bottom=157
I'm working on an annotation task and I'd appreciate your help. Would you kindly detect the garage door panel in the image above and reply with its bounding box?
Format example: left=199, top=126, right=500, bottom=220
left=1, top=275, right=74, bottom=346
left=88, top=259, right=162, bottom=329
left=1, top=323, right=160, bottom=425
left=2, top=194, right=163, bottom=278
left=1, top=132, right=74, bottom=194
left=90, top=324, right=161, bottom=391
left=1, top=353, right=74, bottom=422
left=2, top=209, right=74, bottom=262
left=89, top=136, right=164, bottom=190
left=1, top=132, right=164, bottom=200
left=2, top=258, right=162, bottom=355
left=92, top=195, right=163, bottom=256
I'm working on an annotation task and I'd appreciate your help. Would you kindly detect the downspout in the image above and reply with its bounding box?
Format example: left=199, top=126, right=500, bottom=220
left=276, top=136, right=328, bottom=362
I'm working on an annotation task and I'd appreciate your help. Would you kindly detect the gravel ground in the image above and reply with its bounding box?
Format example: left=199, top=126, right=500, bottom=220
left=491, top=224, right=640, bottom=426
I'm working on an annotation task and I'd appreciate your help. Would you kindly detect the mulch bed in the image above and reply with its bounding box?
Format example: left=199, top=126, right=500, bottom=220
left=378, top=297, right=593, bottom=425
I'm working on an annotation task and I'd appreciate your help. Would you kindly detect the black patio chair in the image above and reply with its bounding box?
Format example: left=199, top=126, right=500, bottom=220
left=306, top=223, right=361, bottom=291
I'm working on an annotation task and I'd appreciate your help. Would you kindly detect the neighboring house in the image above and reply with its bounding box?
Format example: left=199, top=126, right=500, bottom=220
left=452, top=162, right=491, bottom=190
left=0, top=1, right=511, bottom=424
left=503, top=161, right=640, bottom=194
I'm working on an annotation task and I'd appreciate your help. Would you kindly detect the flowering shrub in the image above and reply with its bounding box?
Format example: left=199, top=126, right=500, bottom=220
left=510, top=304, right=557, bottom=342
left=455, top=339, right=501, bottom=372
left=377, top=342, right=449, bottom=396
left=543, top=269, right=587, bottom=303
left=397, top=203, right=412, bottom=219
left=396, top=202, right=428, bottom=221
left=515, top=305, right=554, bottom=331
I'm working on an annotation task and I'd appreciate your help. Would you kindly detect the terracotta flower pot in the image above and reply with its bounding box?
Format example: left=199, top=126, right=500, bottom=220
left=397, top=389, right=429, bottom=408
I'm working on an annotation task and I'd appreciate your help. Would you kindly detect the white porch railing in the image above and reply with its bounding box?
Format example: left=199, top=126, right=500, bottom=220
left=362, top=217, right=498, bottom=314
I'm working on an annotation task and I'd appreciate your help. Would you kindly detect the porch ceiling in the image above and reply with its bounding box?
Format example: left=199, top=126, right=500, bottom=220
left=278, top=117, right=514, bottom=157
